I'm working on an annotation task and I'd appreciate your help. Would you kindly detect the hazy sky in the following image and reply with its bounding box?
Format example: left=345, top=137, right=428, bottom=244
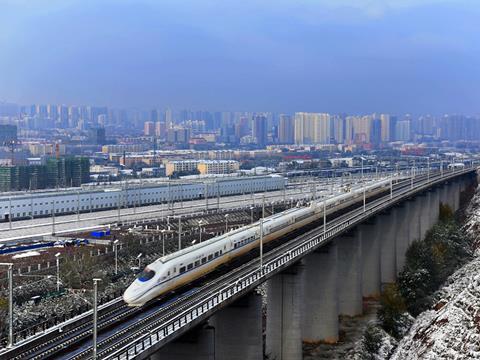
left=0, top=0, right=479, bottom=114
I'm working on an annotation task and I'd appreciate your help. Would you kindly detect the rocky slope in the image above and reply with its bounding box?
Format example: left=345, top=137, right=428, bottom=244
left=390, top=187, right=480, bottom=359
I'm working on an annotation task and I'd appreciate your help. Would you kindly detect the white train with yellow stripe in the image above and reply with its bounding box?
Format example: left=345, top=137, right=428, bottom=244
left=123, top=179, right=392, bottom=306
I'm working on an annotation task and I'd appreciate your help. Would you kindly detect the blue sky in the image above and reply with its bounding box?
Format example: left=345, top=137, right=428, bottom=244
left=0, top=0, right=478, bottom=114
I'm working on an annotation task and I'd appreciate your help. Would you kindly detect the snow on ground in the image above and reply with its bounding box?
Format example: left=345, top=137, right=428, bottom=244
left=12, top=250, right=41, bottom=259
left=391, top=259, right=480, bottom=359
left=391, top=186, right=480, bottom=360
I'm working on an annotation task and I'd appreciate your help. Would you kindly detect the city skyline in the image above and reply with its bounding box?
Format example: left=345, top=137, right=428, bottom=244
left=0, top=0, right=479, bottom=114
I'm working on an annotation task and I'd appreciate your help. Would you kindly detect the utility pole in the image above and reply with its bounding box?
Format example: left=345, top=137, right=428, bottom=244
left=77, top=191, right=80, bottom=222
left=390, top=177, right=393, bottom=200
left=262, top=194, right=265, bottom=218
left=198, top=220, right=204, bottom=243
left=178, top=216, right=182, bottom=251
left=363, top=184, right=366, bottom=212
left=55, top=253, right=61, bottom=291
left=117, top=194, right=121, bottom=223
left=161, top=230, right=165, bottom=256
left=260, top=217, right=264, bottom=273
left=427, top=157, right=430, bottom=181
left=113, top=240, right=119, bottom=274
left=361, top=158, right=364, bottom=180
left=92, top=278, right=102, bottom=360
left=224, top=214, right=229, bottom=233
left=204, top=182, right=208, bottom=211
left=8, top=197, right=12, bottom=229
left=52, top=201, right=56, bottom=234
left=323, top=198, right=326, bottom=235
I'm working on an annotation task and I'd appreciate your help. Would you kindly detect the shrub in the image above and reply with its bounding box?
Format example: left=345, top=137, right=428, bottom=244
left=360, top=323, right=383, bottom=359
left=439, top=203, right=454, bottom=222
left=378, top=284, right=407, bottom=338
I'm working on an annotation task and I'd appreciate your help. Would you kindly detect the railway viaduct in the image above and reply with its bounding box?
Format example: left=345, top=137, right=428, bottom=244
left=2, top=168, right=475, bottom=360
left=148, top=170, right=476, bottom=360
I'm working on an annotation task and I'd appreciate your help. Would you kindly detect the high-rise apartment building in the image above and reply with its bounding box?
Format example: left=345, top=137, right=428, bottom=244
left=332, top=115, right=345, bottom=144
left=47, top=104, right=58, bottom=121
left=278, top=114, right=294, bottom=144
left=395, top=120, right=411, bottom=141
left=294, top=112, right=331, bottom=145
left=58, top=105, right=69, bottom=128
left=155, top=122, right=166, bottom=138
left=351, top=115, right=371, bottom=144
left=144, top=121, right=155, bottom=136
left=165, top=108, right=173, bottom=129
left=380, top=114, right=397, bottom=142
left=252, top=115, right=267, bottom=146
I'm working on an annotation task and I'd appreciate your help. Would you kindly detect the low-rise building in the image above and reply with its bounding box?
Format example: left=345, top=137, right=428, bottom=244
left=197, top=160, right=239, bottom=175
left=165, top=160, right=199, bottom=176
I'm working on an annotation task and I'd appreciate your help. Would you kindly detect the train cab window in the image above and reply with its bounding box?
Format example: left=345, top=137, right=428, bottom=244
left=179, top=266, right=186, bottom=274
left=202, top=257, right=207, bottom=264
left=187, top=263, right=193, bottom=270
left=137, top=268, right=156, bottom=282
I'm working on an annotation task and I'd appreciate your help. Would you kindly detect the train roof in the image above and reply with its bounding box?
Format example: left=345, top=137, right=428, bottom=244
left=0, top=174, right=285, bottom=201
left=155, top=205, right=307, bottom=265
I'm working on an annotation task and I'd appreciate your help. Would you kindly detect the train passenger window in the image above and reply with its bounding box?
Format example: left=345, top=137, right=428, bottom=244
left=195, top=260, right=200, bottom=267
left=187, top=263, right=193, bottom=270
left=179, top=267, right=186, bottom=274
left=202, top=257, right=207, bottom=264
left=208, top=254, right=213, bottom=260
left=215, top=251, right=219, bottom=257
left=167, top=271, right=170, bottom=276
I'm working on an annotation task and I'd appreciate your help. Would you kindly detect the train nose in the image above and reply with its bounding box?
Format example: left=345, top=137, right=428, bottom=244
left=123, top=284, right=141, bottom=305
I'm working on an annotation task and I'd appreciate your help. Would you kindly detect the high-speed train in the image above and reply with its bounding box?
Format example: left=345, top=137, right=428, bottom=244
left=123, top=179, right=392, bottom=306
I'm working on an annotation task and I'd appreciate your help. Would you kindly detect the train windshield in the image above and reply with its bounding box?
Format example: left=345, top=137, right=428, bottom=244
left=137, top=267, right=156, bottom=282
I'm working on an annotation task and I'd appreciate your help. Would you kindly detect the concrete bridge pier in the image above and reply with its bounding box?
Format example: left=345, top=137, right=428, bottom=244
left=408, top=197, right=422, bottom=244
left=151, top=326, right=214, bottom=360
left=443, top=183, right=456, bottom=211
left=209, top=293, right=263, bottom=360
left=439, top=185, right=449, bottom=209
left=429, top=188, right=440, bottom=226
left=301, top=244, right=339, bottom=344
left=394, top=202, right=410, bottom=274
left=336, top=231, right=363, bottom=316
left=359, top=221, right=381, bottom=298
left=452, top=181, right=460, bottom=211
left=378, top=210, right=397, bottom=285
left=266, top=263, right=304, bottom=360
left=419, top=193, right=432, bottom=241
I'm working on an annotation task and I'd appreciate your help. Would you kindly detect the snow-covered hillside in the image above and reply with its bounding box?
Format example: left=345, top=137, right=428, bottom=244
left=391, top=186, right=480, bottom=360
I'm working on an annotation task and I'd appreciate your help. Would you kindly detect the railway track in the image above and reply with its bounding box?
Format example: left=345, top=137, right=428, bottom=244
left=80, top=170, right=469, bottom=359
left=0, top=168, right=472, bottom=360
